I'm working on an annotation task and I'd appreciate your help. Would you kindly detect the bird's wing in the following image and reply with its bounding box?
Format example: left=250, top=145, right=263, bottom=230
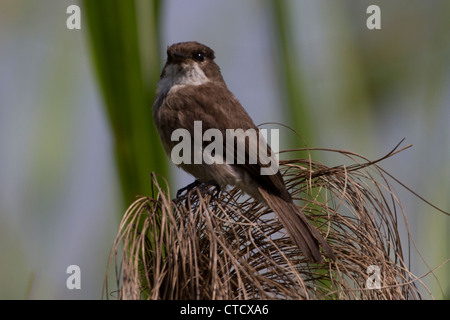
left=163, top=82, right=291, bottom=201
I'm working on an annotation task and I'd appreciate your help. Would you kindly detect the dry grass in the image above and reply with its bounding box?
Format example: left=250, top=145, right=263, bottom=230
left=104, top=141, right=444, bottom=300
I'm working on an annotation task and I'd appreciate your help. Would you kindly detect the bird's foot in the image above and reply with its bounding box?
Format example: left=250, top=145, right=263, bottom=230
left=175, top=180, right=221, bottom=201
left=199, top=180, right=221, bottom=199
left=176, top=179, right=202, bottom=198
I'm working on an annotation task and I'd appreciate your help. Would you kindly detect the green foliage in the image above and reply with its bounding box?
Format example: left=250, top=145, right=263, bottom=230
left=83, top=0, right=166, bottom=207
left=268, top=0, right=313, bottom=149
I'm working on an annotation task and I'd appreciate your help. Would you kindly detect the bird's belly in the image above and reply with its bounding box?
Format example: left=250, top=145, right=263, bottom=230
left=178, top=162, right=238, bottom=186
left=178, top=162, right=262, bottom=201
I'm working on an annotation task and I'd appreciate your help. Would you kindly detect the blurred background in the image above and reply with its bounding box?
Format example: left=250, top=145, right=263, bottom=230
left=0, top=0, right=448, bottom=299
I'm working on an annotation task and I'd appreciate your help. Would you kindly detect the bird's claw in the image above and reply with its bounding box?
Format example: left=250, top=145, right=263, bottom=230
left=175, top=180, right=221, bottom=201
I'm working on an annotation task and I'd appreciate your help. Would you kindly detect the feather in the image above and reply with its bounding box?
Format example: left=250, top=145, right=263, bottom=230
left=259, top=187, right=336, bottom=263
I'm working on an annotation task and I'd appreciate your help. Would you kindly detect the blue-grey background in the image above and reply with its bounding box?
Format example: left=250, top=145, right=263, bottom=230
left=0, top=0, right=448, bottom=299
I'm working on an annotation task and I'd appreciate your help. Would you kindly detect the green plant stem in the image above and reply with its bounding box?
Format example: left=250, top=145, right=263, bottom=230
left=83, top=0, right=166, bottom=208
left=269, top=0, right=313, bottom=150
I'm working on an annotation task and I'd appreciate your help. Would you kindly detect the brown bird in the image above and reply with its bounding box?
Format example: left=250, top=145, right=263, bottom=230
left=153, top=41, right=335, bottom=263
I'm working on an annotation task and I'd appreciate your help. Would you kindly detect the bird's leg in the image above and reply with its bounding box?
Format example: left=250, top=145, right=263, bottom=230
left=175, top=179, right=221, bottom=200
left=198, top=180, right=221, bottom=199
left=176, top=179, right=202, bottom=198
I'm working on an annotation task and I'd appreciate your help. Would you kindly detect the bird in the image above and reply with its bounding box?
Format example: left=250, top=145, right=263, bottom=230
left=152, top=41, right=335, bottom=263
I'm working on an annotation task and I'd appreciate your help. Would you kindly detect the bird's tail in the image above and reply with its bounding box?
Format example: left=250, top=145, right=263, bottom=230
left=259, top=188, right=336, bottom=263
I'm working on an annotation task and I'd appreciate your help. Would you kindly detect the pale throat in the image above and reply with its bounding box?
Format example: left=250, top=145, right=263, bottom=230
left=157, top=62, right=209, bottom=97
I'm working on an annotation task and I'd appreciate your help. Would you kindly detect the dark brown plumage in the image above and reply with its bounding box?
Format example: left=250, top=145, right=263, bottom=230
left=153, top=41, right=335, bottom=263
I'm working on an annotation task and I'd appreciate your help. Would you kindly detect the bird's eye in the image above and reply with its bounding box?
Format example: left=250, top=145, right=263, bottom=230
left=194, top=52, right=205, bottom=62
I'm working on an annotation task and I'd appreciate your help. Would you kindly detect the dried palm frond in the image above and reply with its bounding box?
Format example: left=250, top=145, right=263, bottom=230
left=104, top=141, right=443, bottom=300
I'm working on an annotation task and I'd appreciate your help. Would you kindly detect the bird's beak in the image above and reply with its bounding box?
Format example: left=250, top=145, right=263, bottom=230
left=172, top=50, right=186, bottom=62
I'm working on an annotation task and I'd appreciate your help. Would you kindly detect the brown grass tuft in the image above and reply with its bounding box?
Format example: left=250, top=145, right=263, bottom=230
left=103, top=141, right=444, bottom=300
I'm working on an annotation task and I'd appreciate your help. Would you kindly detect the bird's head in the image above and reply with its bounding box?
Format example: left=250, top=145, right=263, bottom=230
left=160, top=41, right=224, bottom=86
